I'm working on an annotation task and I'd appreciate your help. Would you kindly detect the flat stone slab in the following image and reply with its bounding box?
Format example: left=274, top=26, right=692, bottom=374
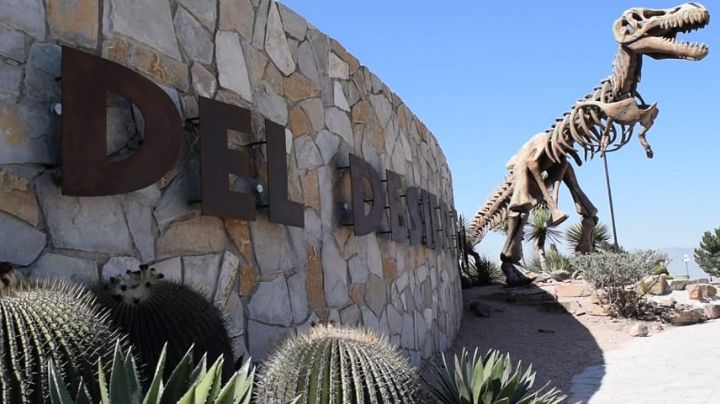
left=554, top=283, right=592, bottom=298
left=0, top=212, right=45, bottom=265
left=569, top=320, right=720, bottom=403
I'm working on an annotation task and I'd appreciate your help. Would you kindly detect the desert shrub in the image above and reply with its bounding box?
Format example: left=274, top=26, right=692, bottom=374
left=545, top=245, right=572, bottom=272
left=462, top=256, right=503, bottom=286
left=694, top=227, right=720, bottom=277
left=598, top=242, right=627, bottom=254
left=653, top=266, right=670, bottom=276
left=525, top=256, right=544, bottom=273
left=423, top=348, right=565, bottom=404
left=570, top=250, right=667, bottom=317
left=525, top=244, right=571, bottom=274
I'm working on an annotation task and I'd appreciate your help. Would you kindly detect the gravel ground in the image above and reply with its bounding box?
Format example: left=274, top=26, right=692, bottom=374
left=420, top=284, right=646, bottom=399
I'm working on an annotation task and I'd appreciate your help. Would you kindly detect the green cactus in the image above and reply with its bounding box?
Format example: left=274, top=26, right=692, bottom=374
left=92, top=265, right=234, bottom=379
left=0, top=278, right=128, bottom=403
left=255, top=324, right=421, bottom=404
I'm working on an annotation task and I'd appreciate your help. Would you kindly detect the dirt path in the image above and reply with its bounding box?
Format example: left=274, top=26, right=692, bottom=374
left=422, top=284, right=649, bottom=397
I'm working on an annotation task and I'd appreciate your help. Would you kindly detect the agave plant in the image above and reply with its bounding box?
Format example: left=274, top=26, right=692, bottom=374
left=255, top=324, right=420, bottom=403
left=48, top=342, right=254, bottom=404
left=0, top=278, right=128, bottom=403
left=93, top=265, right=233, bottom=379
left=423, top=348, right=565, bottom=404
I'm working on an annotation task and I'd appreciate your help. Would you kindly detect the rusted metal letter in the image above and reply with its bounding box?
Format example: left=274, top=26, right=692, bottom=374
left=198, top=97, right=256, bottom=220
left=385, top=170, right=407, bottom=242
left=440, top=201, right=451, bottom=250
left=421, top=190, right=435, bottom=249
left=266, top=120, right=304, bottom=227
left=61, top=46, right=182, bottom=195
left=350, top=154, right=384, bottom=235
left=406, top=186, right=423, bottom=246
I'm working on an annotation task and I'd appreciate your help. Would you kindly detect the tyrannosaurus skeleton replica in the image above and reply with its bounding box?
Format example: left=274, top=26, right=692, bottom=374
left=471, top=3, right=710, bottom=286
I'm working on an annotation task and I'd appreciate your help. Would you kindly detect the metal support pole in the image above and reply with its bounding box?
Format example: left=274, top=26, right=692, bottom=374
left=603, top=154, right=619, bottom=247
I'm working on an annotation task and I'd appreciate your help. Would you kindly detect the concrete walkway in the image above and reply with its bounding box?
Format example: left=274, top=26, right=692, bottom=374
left=569, top=320, right=720, bottom=403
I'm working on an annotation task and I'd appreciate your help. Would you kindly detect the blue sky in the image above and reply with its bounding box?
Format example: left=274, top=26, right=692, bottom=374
left=282, top=1, right=720, bottom=257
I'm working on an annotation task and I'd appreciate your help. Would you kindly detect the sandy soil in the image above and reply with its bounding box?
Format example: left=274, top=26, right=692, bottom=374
left=421, top=284, right=661, bottom=397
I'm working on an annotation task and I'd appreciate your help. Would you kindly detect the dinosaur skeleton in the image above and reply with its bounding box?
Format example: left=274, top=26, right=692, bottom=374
left=471, top=3, right=710, bottom=286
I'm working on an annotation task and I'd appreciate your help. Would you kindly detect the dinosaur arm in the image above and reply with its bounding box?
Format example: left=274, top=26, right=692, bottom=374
left=570, top=98, right=659, bottom=157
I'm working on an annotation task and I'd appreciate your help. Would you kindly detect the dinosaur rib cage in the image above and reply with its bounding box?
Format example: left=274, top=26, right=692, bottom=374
left=544, top=78, right=639, bottom=164
left=470, top=78, right=642, bottom=244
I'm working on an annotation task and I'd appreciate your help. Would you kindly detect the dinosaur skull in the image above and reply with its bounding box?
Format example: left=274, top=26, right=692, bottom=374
left=613, top=3, right=710, bottom=60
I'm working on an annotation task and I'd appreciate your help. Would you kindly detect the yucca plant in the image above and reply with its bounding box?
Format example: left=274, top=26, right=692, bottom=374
left=0, top=278, right=129, bottom=403
left=524, top=205, right=563, bottom=271
left=93, top=265, right=234, bottom=379
left=462, top=256, right=503, bottom=287
left=565, top=222, right=610, bottom=252
left=255, top=324, right=420, bottom=403
left=48, top=341, right=254, bottom=404
left=423, top=348, right=565, bottom=404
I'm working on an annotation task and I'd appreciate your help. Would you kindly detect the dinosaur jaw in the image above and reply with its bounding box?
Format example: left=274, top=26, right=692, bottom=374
left=614, top=3, right=710, bottom=61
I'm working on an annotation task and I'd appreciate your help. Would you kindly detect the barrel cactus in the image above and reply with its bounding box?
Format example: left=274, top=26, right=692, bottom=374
left=92, top=264, right=234, bottom=379
left=256, top=324, right=421, bottom=403
left=0, top=278, right=128, bottom=403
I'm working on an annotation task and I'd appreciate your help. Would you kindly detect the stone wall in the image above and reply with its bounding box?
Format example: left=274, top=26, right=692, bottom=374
left=0, top=0, right=462, bottom=366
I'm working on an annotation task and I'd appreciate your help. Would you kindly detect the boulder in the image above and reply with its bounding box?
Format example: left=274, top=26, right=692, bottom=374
left=669, top=279, right=688, bottom=291
left=666, top=307, right=703, bottom=326
left=468, top=301, right=491, bottom=318
left=686, top=284, right=707, bottom=300
left=629, top=322, right=649, bottom=337
left=638, top=275, right=671, bottom=296
left=650, top=323, right=664, bottom=332
left=707, top=284, right=717, bottom=297
left=554, top=283, right=591, bottom=298
left=550, top=270, right=571, bottom=282
left=507, top=288, right=556, bottom=305
left=659, top=298, right=676, bottom=308
left=703, top=304, right=720, bottom=320
left=531, top=273, right=551, bottom=284
left=582, top=303, right=609, bottom=316
left=558, top=300, right=582, bottom=314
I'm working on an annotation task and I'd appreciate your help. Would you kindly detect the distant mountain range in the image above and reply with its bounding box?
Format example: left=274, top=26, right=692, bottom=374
left=659, top=247, right=710, bottom=280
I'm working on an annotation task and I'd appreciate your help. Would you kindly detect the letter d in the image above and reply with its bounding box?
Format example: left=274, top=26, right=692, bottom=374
left=61, top=47, right=182, bottom=196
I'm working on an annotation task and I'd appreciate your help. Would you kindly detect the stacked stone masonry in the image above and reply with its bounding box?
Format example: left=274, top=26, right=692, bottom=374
left=0, top=0, right=462, bottom=367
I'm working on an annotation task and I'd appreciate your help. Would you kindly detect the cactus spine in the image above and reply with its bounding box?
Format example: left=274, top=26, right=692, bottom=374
left=0, top=278, right=127, bottom=403
left=93, top=265, right=234, bottom=379
left=256, top=324, right=420, bottom=403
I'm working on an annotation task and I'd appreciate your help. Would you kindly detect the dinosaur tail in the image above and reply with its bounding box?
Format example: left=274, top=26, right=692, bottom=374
left=470, top=174, right=514, bottom=243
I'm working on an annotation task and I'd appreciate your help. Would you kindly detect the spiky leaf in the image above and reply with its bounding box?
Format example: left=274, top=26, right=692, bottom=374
left=49, top=343, right=254, bottom=404
left=423, top=348, right=566, bottom=404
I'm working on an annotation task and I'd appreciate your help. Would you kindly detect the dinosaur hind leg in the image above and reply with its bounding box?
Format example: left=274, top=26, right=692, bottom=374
left=500, top=211, right=532, bottom=286
left=527, top=160, right=568, bottom=226
left=563, top=164, right=599, bottom=252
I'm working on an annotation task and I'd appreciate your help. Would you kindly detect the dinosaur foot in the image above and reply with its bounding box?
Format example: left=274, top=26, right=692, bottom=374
left=501, top=262, right=533, bottom=287
left=549, top=209, right=569, bottom=227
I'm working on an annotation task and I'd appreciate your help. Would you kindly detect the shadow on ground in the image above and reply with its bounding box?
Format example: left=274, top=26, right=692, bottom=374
left=422, top=284, right=605, bottom=402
